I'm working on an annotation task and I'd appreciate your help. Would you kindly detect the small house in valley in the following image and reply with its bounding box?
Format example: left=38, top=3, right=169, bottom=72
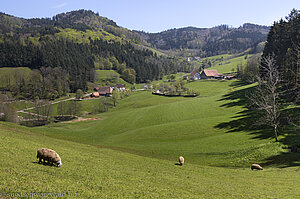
left=190, top=70, right=201, bottom=80
left=114, top=84, right=126, bottom=92
left=183, top=75, right=189, bottom=80
left=91, top=92, right=100, bottom=98
left=97, top=86, right=113, bottom=97
left=225, top=75, right=236, bottom=80
left=200, top=70, right=223, bottom=79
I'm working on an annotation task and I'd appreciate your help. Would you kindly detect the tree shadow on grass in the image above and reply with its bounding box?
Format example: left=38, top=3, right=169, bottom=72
left=215, top=82, right=275, bottom=140
left=214, top=80, right=300, bottom=168
left=263, top=152, right=300, bottom=168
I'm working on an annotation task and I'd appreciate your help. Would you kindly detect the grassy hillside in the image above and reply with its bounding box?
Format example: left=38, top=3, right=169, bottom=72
left=1, top=122, right=300, bottom=198
left=199, top=54, right=250, bottom=74
left=95, top=70, right=131, bottom=87
left=208, top=55, right=249, bottom=74
left=31, top=80, right=293, bottom=168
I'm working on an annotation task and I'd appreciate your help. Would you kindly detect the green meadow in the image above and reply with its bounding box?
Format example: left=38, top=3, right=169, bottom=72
left=199, top=53, right=251, bottom=74
left=1, top=69, right=300, bottom=198
left=95, top=70, right=131, bottom=88
left=32, top=80, right=289, bottom=168
left=1, top=122, right=299, bottom=198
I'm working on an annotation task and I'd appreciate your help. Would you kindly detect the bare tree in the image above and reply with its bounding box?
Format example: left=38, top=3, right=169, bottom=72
left=249, top=55, right=281, bottom=142
left=34, top=100, right=53, bottom=123
left=293, top=42, right=300, bottom=103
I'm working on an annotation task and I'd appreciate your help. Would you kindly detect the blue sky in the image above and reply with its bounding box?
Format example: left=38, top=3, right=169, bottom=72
left=1, top=0, right=299, bottom=32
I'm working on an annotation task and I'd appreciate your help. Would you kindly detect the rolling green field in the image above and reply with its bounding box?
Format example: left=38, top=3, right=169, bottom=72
left=31, top=80, right=295, bottom=167
left=1, top=79, right=299, bottom=198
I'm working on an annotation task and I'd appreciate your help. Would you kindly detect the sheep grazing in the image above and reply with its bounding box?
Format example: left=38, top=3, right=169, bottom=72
left=179, top=156, right=184, bottom=166
left=37, top=148, right=62, bottom=167
left=251, top=164, right=263, bottom=170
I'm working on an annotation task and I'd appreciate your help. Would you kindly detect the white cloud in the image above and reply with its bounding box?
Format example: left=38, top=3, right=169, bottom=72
left=53, top=2, right=67, bottom=9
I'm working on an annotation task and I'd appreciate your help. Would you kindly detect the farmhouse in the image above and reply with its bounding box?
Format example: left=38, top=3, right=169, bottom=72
left=200, top=70, right=223, bottom=79
left=225, top=75, right=236, bottom=80
left=114, top=84, right=126, bottom=92
left=190, top=70, right=201, bottom=80
left=183, top=75, right=189, bottom=80
left=91, top=92, right=100, bottom=98
left=97, top=86, right=113, bottom=97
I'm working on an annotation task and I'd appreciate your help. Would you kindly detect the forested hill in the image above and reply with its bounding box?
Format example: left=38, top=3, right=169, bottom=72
left=0, top=9, right=144, bottom=43
left=0, top=10, right=190, bottom=95
left=138, top=24, right=270, bottom=57
left=0, top=9, right=270, bottom=96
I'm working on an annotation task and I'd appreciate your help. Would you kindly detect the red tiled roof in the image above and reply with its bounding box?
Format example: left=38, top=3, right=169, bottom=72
left=203, top=70, right=222, bottom=77
left=115, top=84, right=125, bottom=88
left=191, top=70, right=200, bottom=76
left=98, top=87, right=113, bottom=94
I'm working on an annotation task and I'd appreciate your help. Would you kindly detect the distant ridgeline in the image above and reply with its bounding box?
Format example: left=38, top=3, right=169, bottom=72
left=0, top=10, right=190, bottom=94
left=137, top=24, right=270, bottom=57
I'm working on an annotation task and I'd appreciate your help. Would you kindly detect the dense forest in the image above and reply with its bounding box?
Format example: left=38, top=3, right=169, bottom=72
left=138, top=24, right=269, bottom=57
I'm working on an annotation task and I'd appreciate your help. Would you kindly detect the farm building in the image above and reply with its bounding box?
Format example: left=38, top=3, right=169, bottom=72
left=225, top=75, right=236, bottom=80
left=114, top=84, right=126, bottom=92
left=183, top=75, right=189, bottom=80
left=190, top=70, right=201, bottom=80
left=91, top=92, right=100, bottom=98
left=200, top=70, right=223, bottom=79
left=97, top=87, right=113, bottom=97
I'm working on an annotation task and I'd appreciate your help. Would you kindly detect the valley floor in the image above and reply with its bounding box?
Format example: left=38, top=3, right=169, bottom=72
left=1, top=79, right=299, bottom=198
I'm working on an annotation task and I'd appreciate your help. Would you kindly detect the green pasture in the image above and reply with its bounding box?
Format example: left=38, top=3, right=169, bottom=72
left=95, top=70, right=131, bottom=87
left=0, top=121, right=299, bottom=198
left=208, top=54, right=249, bottom=74
left=150, top=72, right=189, bottom=86
left=1, top=78, right=300, bottom=198
left=32, top=80, right=297, bottom=168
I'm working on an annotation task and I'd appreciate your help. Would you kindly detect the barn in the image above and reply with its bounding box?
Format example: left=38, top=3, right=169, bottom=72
left=200, top=70, right=223, bottom=79
left=97, top=87, right=113, bottom=97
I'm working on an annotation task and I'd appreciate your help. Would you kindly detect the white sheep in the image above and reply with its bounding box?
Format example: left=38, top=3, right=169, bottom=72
left=37, top=148, right=62, bottom=167
left=251, top=164, right=263, bottom=170
left=179, top=156, right=184, bottom=166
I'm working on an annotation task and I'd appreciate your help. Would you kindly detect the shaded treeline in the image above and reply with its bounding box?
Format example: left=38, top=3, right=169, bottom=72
left=262, top=9, right=300, bottom=103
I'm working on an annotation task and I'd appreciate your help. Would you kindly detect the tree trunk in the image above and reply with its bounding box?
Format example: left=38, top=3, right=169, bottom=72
left=274, top=125, right=279, bottom=142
